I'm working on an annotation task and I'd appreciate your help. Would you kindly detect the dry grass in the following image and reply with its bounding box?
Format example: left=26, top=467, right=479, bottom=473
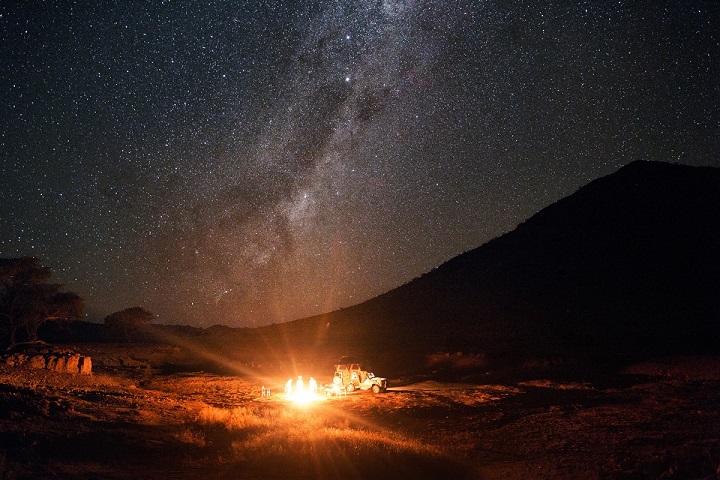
left=174, top=428, right=206, bottom=447
left=196, top=404, right=268, bottom=430
left=188, top=393, right=468, bottom=479
left=4, top=357, right=720, bottom=479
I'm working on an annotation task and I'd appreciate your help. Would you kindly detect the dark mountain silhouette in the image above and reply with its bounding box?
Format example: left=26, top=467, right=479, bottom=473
left=258, top=160, right=720, bottom=370
left=42, top=161, right=720, bottom=376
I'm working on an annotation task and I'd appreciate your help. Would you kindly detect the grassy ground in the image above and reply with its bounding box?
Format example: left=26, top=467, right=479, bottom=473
left=1, top=352, right=720, bottom=479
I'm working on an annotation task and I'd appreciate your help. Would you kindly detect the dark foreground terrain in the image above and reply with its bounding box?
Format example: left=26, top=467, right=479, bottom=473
left=1, top=347, right=720, bottom=480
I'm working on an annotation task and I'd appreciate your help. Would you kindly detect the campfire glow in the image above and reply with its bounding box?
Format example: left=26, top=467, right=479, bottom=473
left=285, top=376, right=322, bottom=405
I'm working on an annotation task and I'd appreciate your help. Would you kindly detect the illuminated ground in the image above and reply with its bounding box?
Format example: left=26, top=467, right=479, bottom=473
left=1, top=356, right=720, bottom=479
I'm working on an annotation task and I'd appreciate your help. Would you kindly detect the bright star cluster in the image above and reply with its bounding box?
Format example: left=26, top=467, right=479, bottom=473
left=1, top=1, right=718, bottom=326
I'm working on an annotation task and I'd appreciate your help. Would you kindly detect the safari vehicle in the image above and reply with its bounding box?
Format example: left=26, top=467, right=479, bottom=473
left=331, top=357, right=387, bottom=393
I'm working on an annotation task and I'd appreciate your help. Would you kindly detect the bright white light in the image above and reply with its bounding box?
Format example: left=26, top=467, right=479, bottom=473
left=285, top=376, right=322, bottom=405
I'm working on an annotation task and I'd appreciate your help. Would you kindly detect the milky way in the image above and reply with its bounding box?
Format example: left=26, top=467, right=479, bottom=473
left=2, top=1, right=719, bottom=326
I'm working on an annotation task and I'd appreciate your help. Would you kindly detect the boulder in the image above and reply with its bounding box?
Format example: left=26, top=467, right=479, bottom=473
left=78, top=356, right=92, bottom=375
left=55, top=355, right=68, bottom=372
left=46, top=356, right=58, bottom=370
left=29, top=355, right=46, bottom=369
left=66, top=354, right=80, bottom=374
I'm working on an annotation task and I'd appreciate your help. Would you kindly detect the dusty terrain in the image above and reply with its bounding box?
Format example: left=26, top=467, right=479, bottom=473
left=1, top=349, right=720, bottom=480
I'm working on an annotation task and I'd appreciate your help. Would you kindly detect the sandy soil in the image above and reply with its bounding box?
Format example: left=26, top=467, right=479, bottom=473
left=1, top=355, right=720, bottom=479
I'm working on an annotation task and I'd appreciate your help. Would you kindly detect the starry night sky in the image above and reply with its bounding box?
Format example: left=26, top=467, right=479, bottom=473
left=2, top=1, right=719, bottom=327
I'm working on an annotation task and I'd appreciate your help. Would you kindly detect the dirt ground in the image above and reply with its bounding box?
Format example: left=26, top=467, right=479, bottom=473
left=1, top=354, right=720, bottom=479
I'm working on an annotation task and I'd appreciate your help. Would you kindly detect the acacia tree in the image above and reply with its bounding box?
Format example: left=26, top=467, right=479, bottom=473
left=0, top=257, right=84, bottom=349
left=104, top=307, right=154, bottom=342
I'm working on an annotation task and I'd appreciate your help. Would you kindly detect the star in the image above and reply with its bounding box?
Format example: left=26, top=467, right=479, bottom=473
left=0, top=0, right=717, bottom=327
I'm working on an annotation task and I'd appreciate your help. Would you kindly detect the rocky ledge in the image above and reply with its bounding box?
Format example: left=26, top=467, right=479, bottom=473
left=3, top=344, right=92, bottom=375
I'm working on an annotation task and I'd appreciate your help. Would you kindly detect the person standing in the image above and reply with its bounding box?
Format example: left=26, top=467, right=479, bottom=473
left=285, top=378, right=293, bottom=396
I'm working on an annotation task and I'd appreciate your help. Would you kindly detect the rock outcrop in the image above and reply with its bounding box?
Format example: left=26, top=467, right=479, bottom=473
left=3, top=345, right=92, bottom=375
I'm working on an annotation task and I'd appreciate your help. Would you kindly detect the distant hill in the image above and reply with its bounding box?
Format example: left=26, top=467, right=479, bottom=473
left=260, top=161, right=720, bottom=370
left=44, top=161, right=720, bottom=376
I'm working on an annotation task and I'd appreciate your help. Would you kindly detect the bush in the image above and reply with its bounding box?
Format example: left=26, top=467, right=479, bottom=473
left=104, top=307, right=154, bottom=342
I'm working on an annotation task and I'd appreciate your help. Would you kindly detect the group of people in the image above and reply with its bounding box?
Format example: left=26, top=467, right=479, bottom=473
left=260, top=376, right=321, bottom=399
left=284, top=376, right=318, bottom=396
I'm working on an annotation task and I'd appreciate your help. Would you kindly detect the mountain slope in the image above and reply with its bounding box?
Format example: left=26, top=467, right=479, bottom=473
left=265, top=161, right=720, bottom=367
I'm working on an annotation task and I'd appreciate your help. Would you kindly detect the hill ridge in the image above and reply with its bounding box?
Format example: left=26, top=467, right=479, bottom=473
left=265, top=160, right=720, bottom=365
left=44, top=161, right=720, bottom=373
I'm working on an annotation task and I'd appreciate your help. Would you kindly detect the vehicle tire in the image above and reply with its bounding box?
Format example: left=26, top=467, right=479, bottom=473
left=346, top=383, right=355, bottom=392
left=371, top=384, right=381, bottom=394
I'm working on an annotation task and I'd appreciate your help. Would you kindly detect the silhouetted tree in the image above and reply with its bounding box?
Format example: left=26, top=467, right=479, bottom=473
left=0, top=257, right=84, bottom=349
left=104, top=307, right=154, bottom=342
